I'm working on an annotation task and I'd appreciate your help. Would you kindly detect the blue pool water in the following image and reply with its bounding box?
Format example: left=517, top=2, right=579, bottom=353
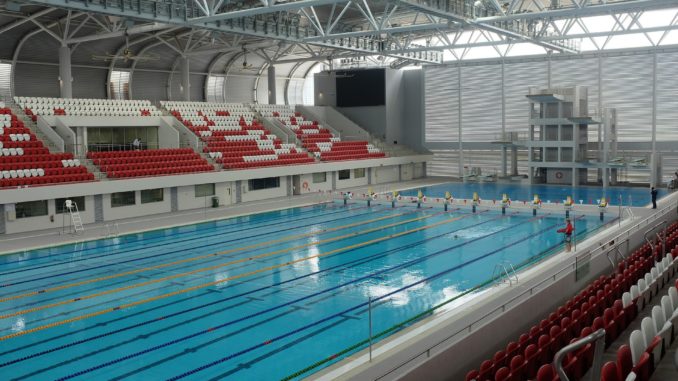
left=399, top=182, right=665, bottom=207
left=0, top=202, right=615, bottom=380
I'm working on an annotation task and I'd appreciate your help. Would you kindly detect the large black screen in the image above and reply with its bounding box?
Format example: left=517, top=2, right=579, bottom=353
left=336, top=69, right=385, bottom=107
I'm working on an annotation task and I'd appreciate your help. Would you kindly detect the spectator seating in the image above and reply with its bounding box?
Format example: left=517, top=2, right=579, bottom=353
left=162, top=102, right=315, bottom=170
left=16, top=97, right=161, bottom=120
left=87, top=148, right=213, bottom=178
left=0, top=105, right=93, bottom=188
left=465, top=221, right=678, bottom=381
left=600, top=222, right=678, bottom=381
left=254, top=104, right=386, bottom=162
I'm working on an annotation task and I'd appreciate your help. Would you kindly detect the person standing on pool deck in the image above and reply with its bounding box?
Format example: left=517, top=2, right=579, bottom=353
left=651, top=187, right=658, bottom=209
left=557, top=218, right=574, bottom=252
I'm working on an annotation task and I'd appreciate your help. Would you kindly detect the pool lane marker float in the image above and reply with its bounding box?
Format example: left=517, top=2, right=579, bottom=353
left=0, top=210, right=447, bottom=320
left=53, top=213, right=551, bottom=381
left=167, top=215, right=574, bottom=381
left=0, top=204, right=371, bottom=280
left=0, top=208, right=429, bottom=304
left=282, top=216, right=593, bottom=381
left=0, top=205, right=387, bottom=290
left=0, top=209, right=471, bottom=341
left=0, top=211, right=497, bottom=368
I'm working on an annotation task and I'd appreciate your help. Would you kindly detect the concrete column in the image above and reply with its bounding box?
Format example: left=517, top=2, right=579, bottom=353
left=367, top=168, right=372, bottom=185
left=501, top=146, right=508, bottom=177
left=511, top=146, right=518, bottom=176
left=76, top=127, right=87, bottom=157
left=267, top=65, right=276, bottom=104
left=180, top=56, right=190, bottom=101
left=58, top=46, right=73, bottom=98
left=331, top=171, right=336, bottom=190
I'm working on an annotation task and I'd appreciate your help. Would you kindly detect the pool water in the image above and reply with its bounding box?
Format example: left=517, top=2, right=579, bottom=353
left=399, top=182, right=665, bottom=207
left=0, top=202, right=615, bottom=380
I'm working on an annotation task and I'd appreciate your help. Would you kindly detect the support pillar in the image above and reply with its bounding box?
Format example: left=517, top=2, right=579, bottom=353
left=180, top=56, right=190, bottom=101
left=511, top=146, right=518, bottom=176
left=267, top=65, right=276, bottom=104
left=58, top=46, right=73, bottom=98
left=501, top=146, right=508, bottom=177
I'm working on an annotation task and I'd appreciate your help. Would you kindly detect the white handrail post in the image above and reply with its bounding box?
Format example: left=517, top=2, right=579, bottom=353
left=368, top=297, right=373, bottom=362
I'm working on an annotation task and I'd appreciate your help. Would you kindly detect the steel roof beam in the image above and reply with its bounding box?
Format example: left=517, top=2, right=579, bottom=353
left=189, top=0, right=345, bottom=24
left=477, top=0, right=678, bottom=22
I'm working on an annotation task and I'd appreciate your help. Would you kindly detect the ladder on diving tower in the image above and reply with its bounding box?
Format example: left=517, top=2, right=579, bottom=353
left=62, top=200, right=84, bottom=235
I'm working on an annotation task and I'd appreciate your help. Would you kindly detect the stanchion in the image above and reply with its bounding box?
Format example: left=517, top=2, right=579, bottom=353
left=368, top=297, right=373, bottom=362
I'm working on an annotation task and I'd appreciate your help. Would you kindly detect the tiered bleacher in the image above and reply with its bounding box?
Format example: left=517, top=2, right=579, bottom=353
left=255, top=104, right=386, bottom=162
left=465, top=221, right=678, bottom=381
left=0, top=103, right=93, bottom=188
left=162, top=102, right=314, bottom=170
left=16, top=97, right=162, bottom=120
left=600, top=222, right=678, bottom=381
left=87, top=148, right=213, bottom=178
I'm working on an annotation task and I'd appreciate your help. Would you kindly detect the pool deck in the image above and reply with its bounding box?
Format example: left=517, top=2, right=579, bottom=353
left=0, top=178, right=450, bottom=255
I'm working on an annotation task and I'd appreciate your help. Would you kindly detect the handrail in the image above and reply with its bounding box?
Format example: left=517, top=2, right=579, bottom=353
left=643, top=220, right=667, bottom=255
left=553, top=329, right=606, bottom=381
left=369, top=196, right=678, bottom=381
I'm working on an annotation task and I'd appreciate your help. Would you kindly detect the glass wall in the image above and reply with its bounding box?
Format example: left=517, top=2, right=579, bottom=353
left=87, top=127, right=159, bottom=151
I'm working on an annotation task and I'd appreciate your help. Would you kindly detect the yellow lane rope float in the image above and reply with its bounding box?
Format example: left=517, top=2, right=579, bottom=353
left=0, top=212, right=471, bottom=341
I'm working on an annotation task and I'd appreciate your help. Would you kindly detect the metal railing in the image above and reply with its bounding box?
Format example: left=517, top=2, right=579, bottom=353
left=554, top=329, right=606, bottom=381
left=492, top=261, right=519, bottom=286
left=370, top=195, right=678, bottom=380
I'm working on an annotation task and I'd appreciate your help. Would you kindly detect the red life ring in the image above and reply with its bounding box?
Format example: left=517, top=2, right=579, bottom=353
left=555, top=171, right=563, bottom=179
left=302, top=181, right=309, bottom=190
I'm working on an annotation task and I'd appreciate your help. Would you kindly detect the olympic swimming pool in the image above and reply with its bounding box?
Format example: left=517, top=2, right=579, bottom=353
left=0, top=202, right=617, bottom=380
left=398, top=182, right=665, bottom=207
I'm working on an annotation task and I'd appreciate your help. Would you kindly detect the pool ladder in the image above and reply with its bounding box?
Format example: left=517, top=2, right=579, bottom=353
left=492, top=261, right=518, bottom=286
left=104, top=223, right=120, bottom=238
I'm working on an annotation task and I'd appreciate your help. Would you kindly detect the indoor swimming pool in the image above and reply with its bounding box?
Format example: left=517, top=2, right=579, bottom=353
left=0, top=202, right=616, bottom=380
left=398, top=182, right=666, bottom=207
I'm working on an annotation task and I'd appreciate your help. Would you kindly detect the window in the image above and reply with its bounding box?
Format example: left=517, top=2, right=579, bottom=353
left=312, top=172, right=326, bottom=183
left=15, top=200, right=48, bottom=219
left=354, top=168, right=366, bottom=178
left=338, top=169, right=351, bottom=180
left=111, top=191, right=136, bottom=207
left=248, top=177, right=280, bottom=191
left=206, top=75, right=225, bottom=103
left=141, top=188, right=164, bottom=204
left=109, top=70, right=130, bottom=100
left=195, top=183, right=215, bottom=197
left=56, top=197, right=86, bottom=214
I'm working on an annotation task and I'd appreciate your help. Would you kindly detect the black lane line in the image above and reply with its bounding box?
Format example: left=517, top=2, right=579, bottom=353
left=0, top=204, right=368, bottom=280
left=0, top=211, right=490, bottom=368
left=0, top=203, right=336, bottom=265
left=0, top=205, right=383, bottom=289
left=0, top=206, right=393, bottom=300
left=0, top=208, right=429, bottom=322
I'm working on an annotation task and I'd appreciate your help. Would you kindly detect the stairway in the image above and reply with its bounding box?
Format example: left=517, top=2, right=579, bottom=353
left=8, top=103, right=59, bottom=154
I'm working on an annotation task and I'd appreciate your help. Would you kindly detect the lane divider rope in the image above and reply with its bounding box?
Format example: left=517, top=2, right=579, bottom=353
left=0, top=209, right=455, bottom=332
left=0, top=208, right=426, bottom=304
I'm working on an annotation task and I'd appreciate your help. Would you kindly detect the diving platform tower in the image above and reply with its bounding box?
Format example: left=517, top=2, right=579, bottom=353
left=525, top=86, right=596, bottom=187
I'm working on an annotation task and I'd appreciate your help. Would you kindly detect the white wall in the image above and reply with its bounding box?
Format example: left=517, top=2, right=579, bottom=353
left=374, top=165, right=400, bottom=184
left=413, top=163, right=425, bottom=178
left=177, top=182, right=234, bottom=211
left=241, top=177, right=288, bottom=203
left=102, top=189, right=172, bottom=220
left=401, top=164, right=414, bottom=181
left=4, top=196, right=95, bottom=235
left=299, top=172, right=332, bottom=193
left=336, top=169, right=369, bottom=189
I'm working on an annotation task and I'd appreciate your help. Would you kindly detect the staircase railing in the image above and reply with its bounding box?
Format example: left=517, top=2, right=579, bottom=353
left=553, top=329, right=606, bottom=381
